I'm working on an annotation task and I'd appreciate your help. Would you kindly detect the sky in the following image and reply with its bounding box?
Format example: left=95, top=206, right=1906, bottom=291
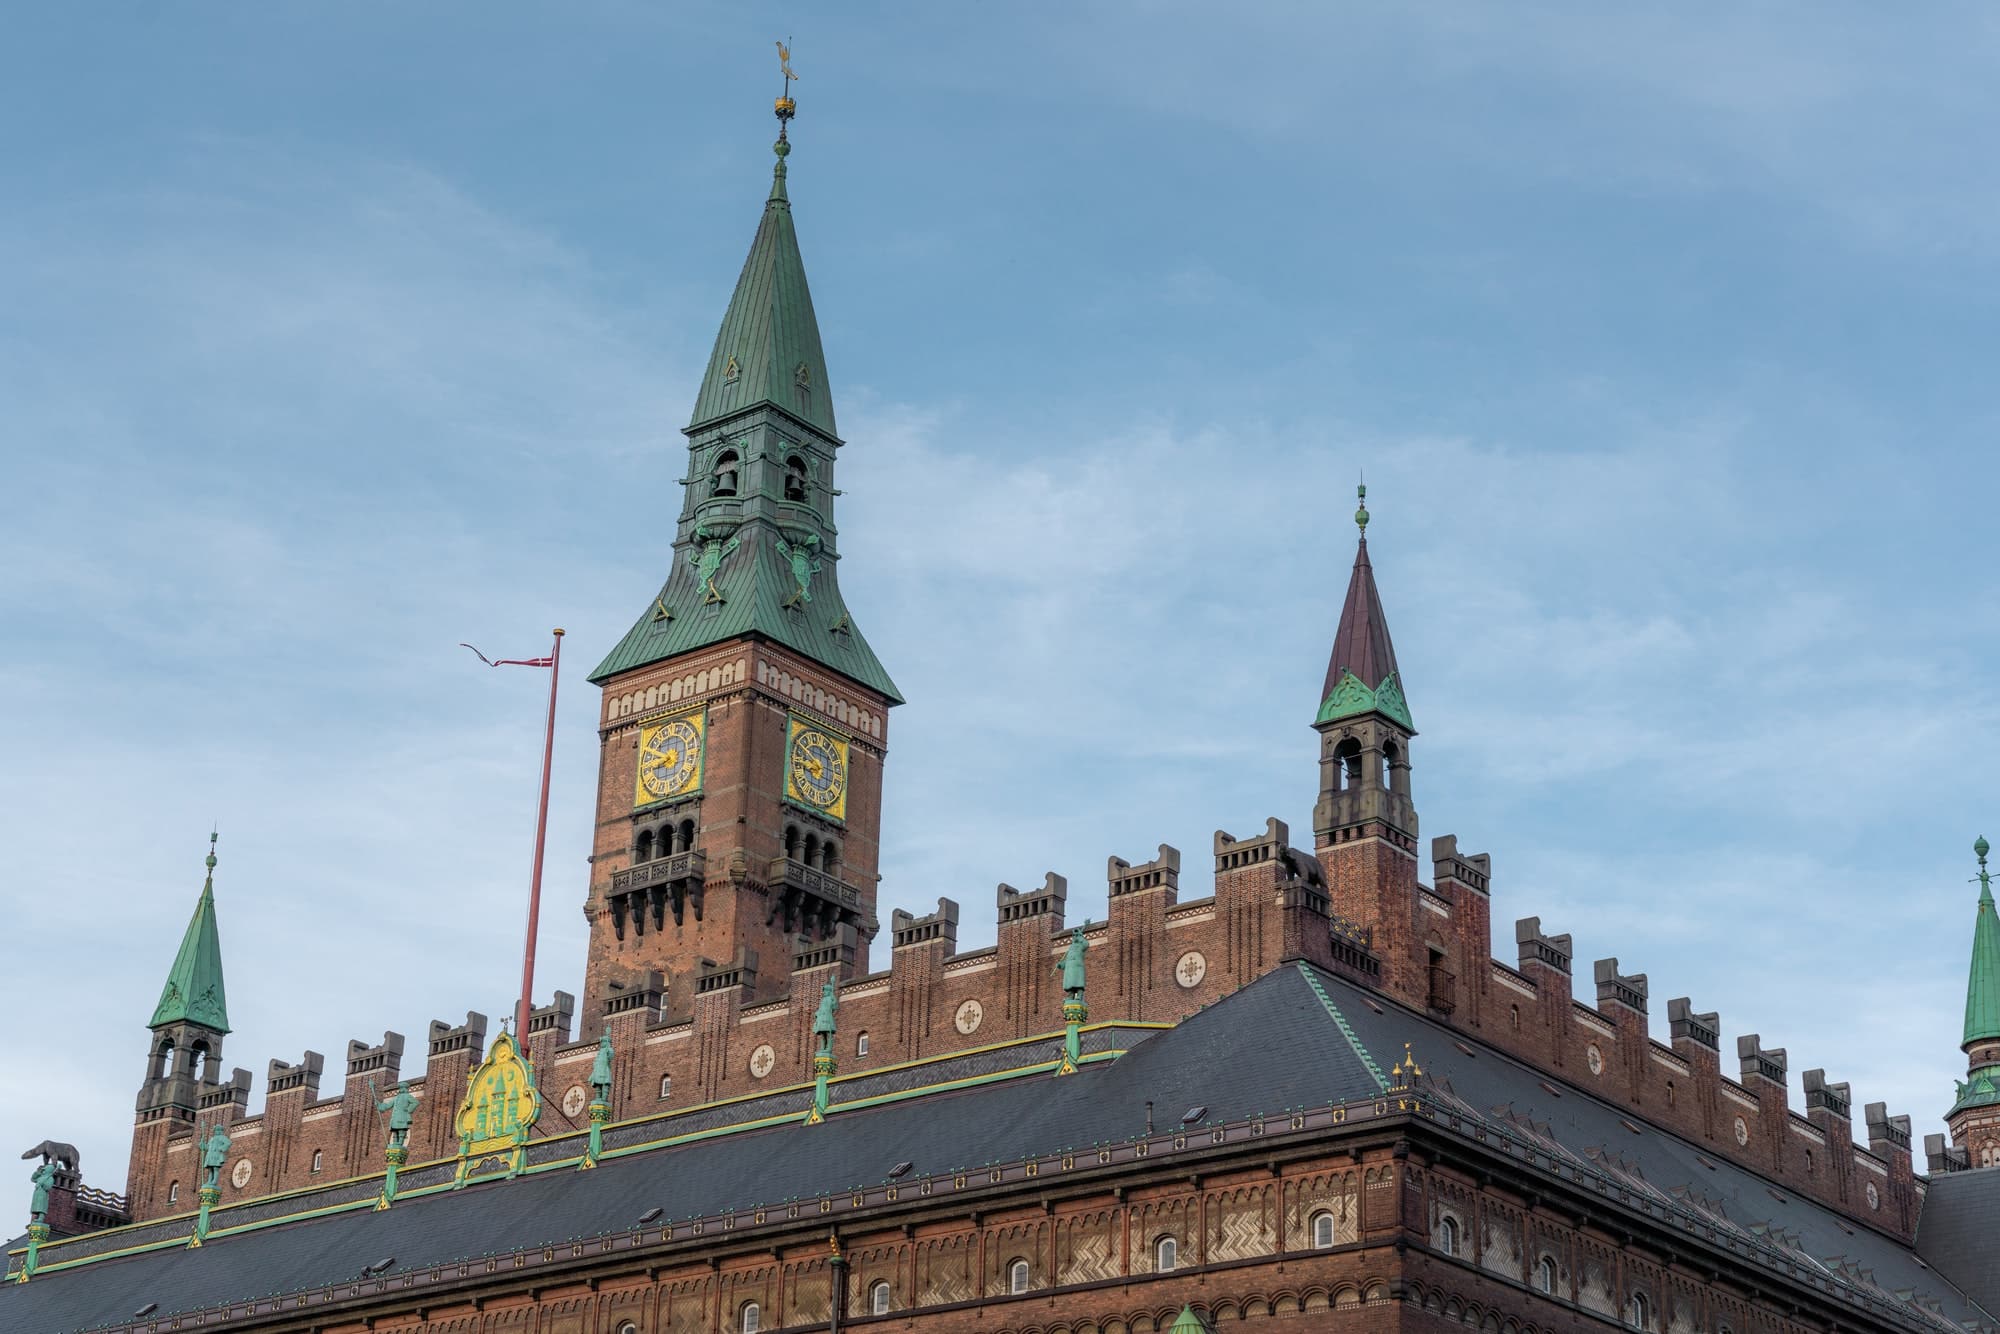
left=1, top=3, right=1996, bottom=1195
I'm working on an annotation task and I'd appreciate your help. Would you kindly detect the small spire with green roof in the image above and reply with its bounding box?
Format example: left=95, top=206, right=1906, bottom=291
left=149, top=832, right=230, bottom=1034
left=1963, top=835, right=1998, bottom=1052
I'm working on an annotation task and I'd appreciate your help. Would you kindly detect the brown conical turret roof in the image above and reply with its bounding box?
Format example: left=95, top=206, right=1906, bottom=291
left=1315, top=487, right=1414, bottom=731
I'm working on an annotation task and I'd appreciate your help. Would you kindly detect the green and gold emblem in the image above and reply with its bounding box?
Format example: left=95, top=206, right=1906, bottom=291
left=634, top=710, right=705, bottom=806
left=785, top=716, right=849, bottom=822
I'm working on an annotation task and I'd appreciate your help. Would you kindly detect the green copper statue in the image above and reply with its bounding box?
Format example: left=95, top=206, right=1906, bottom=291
left=775, top=531, right=823, bottom=606
left=198, top=1123, right=231, bottom=1190
left=368, top=1079, right=421, bottom=1148
left=690, top=523, right=741, bottom=604
left=1059, top=926, right=1089, bottom=999
left=589, top=1028, right=615, bottom=1105
left=28, top=1159, right=57, bottom=1222
left=812, top=979, right=839, bottom=1056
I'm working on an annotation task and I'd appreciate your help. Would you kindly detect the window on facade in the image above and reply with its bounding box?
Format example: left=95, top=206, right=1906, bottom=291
left=310, top=1150, right=323, bottom=1174
left=856, top=1031, right=870, bottom=1057
left=167, top=1180, right=180, bottom=1205
left=1667, top=1080, right=1676, bottom=1106
left=740, top=1300, right=761, bottom=1333
left=659, top=1074, right=672, bottom=1101
left=1008, top=1259, right=1030, bottom=1295
left=617, top=1323, right=638, bottom=1334
left=1804, top=1148, right=1814, bottom=1174
left=1627, top=1293, right=1651, bottom=1330
left=1156, top=1236, right=1178, bottom=1272
left=1510, top=1004, right=1520, bottom=1031
left=1311, top=1211, right=1336, bottom=1249
left=870, top=1281, right=891, bottom=1315
left=1433, top=1214, right=1459, bottom=1256
left=635, top=829, right=656, bottom=862
left=1536, top=1256, right=1558, bottom=1294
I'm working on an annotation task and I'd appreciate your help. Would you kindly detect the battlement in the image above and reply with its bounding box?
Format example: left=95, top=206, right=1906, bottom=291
left=117, top=815, right=1926, bottom=1251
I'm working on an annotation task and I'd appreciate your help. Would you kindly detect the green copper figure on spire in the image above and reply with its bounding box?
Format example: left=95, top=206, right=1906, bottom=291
left=580, top=1028, right=616, bottom=1170
left=198, top=1123, right=230, bottom=1191
left=812, top=977, right=839, bottom=1055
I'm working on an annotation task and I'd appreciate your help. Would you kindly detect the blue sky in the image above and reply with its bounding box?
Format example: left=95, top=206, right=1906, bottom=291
left=2, top=4, right=1995, bottom=1193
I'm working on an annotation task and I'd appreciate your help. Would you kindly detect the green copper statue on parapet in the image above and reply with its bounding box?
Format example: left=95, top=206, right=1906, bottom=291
left=1059, top=927, right=1089, bottom=1000
left=367, top=1078, right=421, bottom=1148
left=812, top=978, right=839, bottom=1057
left=27, top=1160, right=57, bottom=1224
left=198, top=1123, right=231, bottom=1191
left=590, top=1028, right=615, bottom=1104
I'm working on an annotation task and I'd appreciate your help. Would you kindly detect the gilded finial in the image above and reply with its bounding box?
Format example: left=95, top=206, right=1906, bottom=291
left=774, top=39, right=798, bottom=136
left=1355, top=479, right=1370, bottom=537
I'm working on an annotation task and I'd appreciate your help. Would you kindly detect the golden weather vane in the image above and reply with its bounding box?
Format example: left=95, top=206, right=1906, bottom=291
left=774, top=39, right=799, bottom=134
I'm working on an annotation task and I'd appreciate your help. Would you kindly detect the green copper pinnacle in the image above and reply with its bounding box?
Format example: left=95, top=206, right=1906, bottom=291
left=150, top=832, right=231, bottom=1033
left=1962, top=835, right=2000, bottom=1051
left=1355, top=481, right=1369, bottom=536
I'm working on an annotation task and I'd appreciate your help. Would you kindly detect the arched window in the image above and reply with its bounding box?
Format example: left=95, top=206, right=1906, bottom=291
left=1536, top=1256, right=1558, bottom=1294
left=191, top=1041, right=211, bottom=1082
left=1310, top=1211, right=1336, bottom=1248
left=310, top=1149, right=323, bottom=1174
left=167, top=1180, right=180, bottom=1205
left=677, top=819, right=696, bottom=853
left=152, top=1038, right=174, bottom=1080
left=740, top=1299, right=761, bottom=1333
left=1804, top=1148, right=1814, bottom=1174
left=1008, top=1258, right=1030, bottom=1295
left=1155, top=1235, right=1178, bottom=1272
left=1666, top=1080, right=1677, bottom=1106
left=659, top=1073, right=673, bottom=1101
left=870, top=1281, right=892, bottom=1315
left=1627, top=1293, right=1651, bottom=1331
left=856, top=1031, right=870, bottom=1057
left=784, top=455, right=809, bottom=502
left=803, top=833, right=820, bottom=867
left=785, top=825, right=801, bottom=860
left=1510, top=1004, right=1520, bottom=1031
left=618, top=1323, right=639, bottom=1334
left=822, top=840, right=840, bottom=876
left=712, top=450, right=740, bottom=497
left=1433, top=1213, right=1459, bottom=1256
left=1335, top=737, right=1363, bottom=791
left=1381, top=739, right=1400, bottom=792
left=635, top=829, right=656, bottom=862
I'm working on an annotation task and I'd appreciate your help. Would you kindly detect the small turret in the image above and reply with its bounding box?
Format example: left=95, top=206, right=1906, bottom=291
left=138, top=834, right=232, bottom=1119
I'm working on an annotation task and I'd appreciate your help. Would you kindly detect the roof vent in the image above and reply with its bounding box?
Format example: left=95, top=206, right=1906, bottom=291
left=1181, top=1106, right=1208, bottom=1124
left=888, top=1161, right=912, bottom=1179
left=360, top=1256, right=396, bottom=1278
left=133, top=1303, right=159, bottom=1318
left=638, top=1207, right=663, bottom=1224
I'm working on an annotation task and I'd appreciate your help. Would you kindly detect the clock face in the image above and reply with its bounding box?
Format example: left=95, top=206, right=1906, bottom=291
left=786, top=718, right=849, bottom=821
left=635, top=712, right=704, bottom=806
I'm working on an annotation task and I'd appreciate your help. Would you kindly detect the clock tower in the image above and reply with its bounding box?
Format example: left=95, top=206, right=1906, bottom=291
left=581, top=107, right=900, bottom=1030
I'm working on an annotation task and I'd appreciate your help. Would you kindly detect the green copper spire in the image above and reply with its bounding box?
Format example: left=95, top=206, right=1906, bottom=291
left=1964, top=835, right=2000, bottom=1050
left=591, top=93, right=900, bottom=703
left=149, top=832, right=230, bottom=1033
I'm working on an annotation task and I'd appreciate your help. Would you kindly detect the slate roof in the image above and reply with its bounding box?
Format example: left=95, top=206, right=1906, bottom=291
left=9, top=965, right=1994, bottom=1332
left=1915, top=1167, right=2000, bottom=1315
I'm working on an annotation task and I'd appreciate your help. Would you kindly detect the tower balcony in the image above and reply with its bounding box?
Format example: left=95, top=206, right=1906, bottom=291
left=606, top=849, right=707, bottom=940
left=767, top=857, right=866, bottom=942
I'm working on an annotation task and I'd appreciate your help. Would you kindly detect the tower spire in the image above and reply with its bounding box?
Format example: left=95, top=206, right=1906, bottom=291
left=1317, top=484, right=1412, bottom=731
left=149, top=831, right=230, bottom=1033
left=1964, top=836, right=1998, bottom=1049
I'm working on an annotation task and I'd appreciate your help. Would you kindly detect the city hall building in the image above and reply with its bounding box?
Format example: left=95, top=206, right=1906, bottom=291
left=9, top=96, right=2000, bottom=1334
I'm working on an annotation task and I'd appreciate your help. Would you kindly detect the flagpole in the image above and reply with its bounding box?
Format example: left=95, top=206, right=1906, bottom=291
left=516, top=628, right=564, bottom=1043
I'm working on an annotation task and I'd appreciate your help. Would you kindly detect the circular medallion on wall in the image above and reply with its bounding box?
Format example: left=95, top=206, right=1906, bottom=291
left=749, top=1043, right=777, bottom=1079
left=954, top=999, right=984, bottom=1035
left=1866, top=1181, right=1880, bottom=1211
left=1733, top=1116, right=1750, bottom=1146
left=229, top=1158, right=253, bottom=1190
left=562, top=1084, right=589, bottom=1119
left=1586, top=1043, right=1604, bottom=1076
left=1174, top=951, right=1208, bottom=989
